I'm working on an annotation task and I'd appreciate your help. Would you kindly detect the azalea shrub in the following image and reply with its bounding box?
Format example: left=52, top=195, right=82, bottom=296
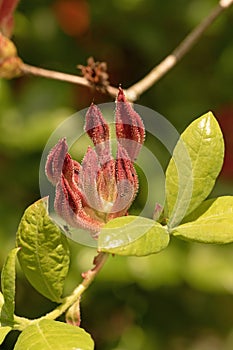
left=1, top=1, right=233, bottom=350
left=1, top=84, right=233, bottom=349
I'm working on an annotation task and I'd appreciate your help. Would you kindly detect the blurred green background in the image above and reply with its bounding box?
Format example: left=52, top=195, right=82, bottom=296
left=1, top=0, right=233, bottom=349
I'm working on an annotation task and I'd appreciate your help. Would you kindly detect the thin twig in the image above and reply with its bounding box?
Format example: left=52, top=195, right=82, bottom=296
left=36, top=253, right=108, bottom=322
left=125, top=0, right=233, bottom=101
left=20, top=63, right=119, bottom=98
left=19, top=0, right=233, bottom=102
left=13, top=252, right=108, bottom=330
left=20, top=63, right=90, bottom=87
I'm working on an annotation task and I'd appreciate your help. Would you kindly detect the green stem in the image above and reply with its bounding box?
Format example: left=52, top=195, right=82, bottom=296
left=12, top=252, right=108, bottom=330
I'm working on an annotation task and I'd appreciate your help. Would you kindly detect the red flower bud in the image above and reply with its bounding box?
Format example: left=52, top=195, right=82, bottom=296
left=0, top=0, right=20, bottom=37
left=79, top=146, right=102, bottom=210
left=97, top=158, right=116, bottom=206
left=116, top=87, right=145, bottom=161
left=46, top=88, right=145, bottom=236
left=54, top=175, right=101, bottom=233
left=85, top=103, right=111, bottom=164
left=109, top=144, right=138, bottom=219
left=45, top=138, right=68, bottom=185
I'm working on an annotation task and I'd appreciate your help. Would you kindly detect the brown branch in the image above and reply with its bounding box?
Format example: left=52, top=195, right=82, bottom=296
left=20, top=63, right=119, bottom=98
left=125, top=0, right=233, bottom=101
left=19, top=0, right=233, bottom=102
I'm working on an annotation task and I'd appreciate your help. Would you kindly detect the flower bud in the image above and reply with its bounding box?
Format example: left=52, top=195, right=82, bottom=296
left=109, top=144, right=138, bottom=219
left=45, top=138, right=68, bottom=185
left=85, top=103, right=111, bottom=164
left=116, top=87, right=145, bottom=161
left=0, top=0, right=20, bottom=37
left=79, top=146, right=102, bottom=210
left=55, top=175, right=102, bottom=233
left=46, top=88, right=145, bottom=236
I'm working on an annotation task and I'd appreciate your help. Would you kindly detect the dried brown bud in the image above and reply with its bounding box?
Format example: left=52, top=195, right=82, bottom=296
left=78, top=57, right=109, bottom=92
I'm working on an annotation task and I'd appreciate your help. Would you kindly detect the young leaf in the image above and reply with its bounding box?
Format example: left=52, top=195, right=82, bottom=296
left=16, top=197, right=70, bottom=303
left=14, top=319, right=94, bottom=350
left=0, top=326, right=12, bottom=345
left=0, top=247, right=19, bottom=326
left=165, top=112, right=224, bottom=228
left=171, top=196, right=233, bottom=243
left=98, top=216, right=169, bottom=256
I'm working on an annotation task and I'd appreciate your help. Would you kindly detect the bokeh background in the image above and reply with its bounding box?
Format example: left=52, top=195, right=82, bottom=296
left=1, top=0, right=233, bottom=349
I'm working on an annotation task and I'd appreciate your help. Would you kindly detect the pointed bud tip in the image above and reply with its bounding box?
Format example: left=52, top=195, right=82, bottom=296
left=117, top=87, right=127, bottom=102
left=45, top=138, right=68, bottom=185
left=85, top=103, right=107, bottom=131
left=84, top=104, right=110, bottom=156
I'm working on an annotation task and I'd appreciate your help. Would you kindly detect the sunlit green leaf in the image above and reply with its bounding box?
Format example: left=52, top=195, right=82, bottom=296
left=98, top=216, right=169, bottom=256
left=16, top=197, right=70, bottom=302
left=0, top=326, right=12, bottom=345
left=171, top=196, right=233, bottom=243
left=0, top=292, right=3, bottom=309
left=165, top=112, right=224, bottom=228
left=1, top=248, right=19, bottom=326
left=14, top=319, right=94, bottom=350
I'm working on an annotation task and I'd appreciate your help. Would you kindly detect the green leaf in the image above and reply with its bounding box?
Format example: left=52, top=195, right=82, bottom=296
left=14, top=319, right=94, bottom=350
left=16, top=197, right=70, bottom=302
left=1, top=248, right=19, bottom=326
left=171, top=196, right=233, bottom=243
left=98, top=216, right=169, bottom=256
left=0, top=326, right=12, bottom=345
left=165, top=112, right=224, bottom=228
left=0, top=292, right=3, bottom=309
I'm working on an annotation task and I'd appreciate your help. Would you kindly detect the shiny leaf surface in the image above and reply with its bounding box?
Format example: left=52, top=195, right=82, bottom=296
left=14, top=320, right=94, bottom=350
left=165, top=112, right=224, bottom=228
left=16, top=197, right=70, bottom=302
left=171, top=196, right=233, bottom=243
left=0, top=248, right=19, bottom=326
left=98, top=216, right=169, bottom=256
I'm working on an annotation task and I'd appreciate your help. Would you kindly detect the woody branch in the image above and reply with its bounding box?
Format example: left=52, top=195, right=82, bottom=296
left=18, top=0, right=233, bottom=101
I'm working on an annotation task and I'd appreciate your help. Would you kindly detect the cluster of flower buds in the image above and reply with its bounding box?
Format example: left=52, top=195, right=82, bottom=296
left=46, top=88, right=145, bottom=236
